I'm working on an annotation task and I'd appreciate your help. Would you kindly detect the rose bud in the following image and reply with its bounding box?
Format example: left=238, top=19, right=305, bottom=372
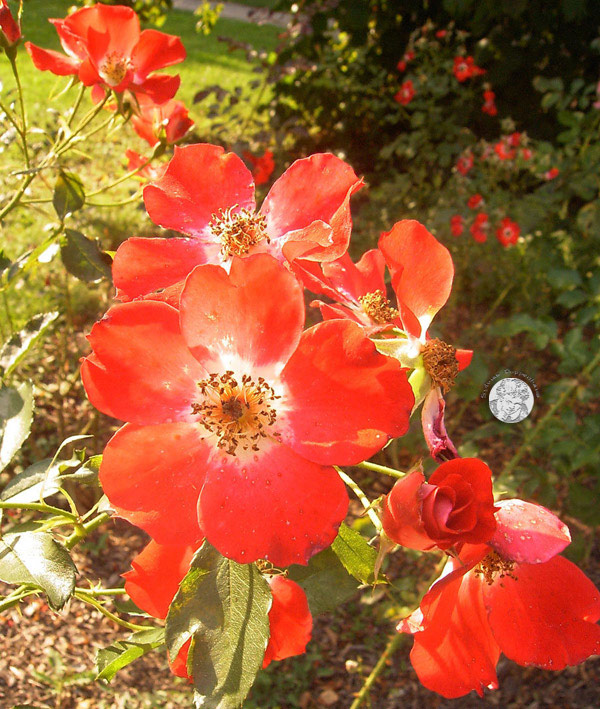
left=381, top=458, right=497, bottom=551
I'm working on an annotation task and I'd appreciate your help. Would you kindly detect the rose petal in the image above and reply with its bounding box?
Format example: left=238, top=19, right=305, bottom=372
left=132, top=30, right=186, bottom=81
left=490, top=499, right=571, bottom=564
left=280, top=319, right=414, bottom=465
left=82, top=300, right=205, bottom=425
left=113, top=237, right=214, bottom=302
left=180, top=255, right=304, bottom=375
left=99, top=423, right=207, bottom=546
left=485, top=555, right=600, bottom=670
left=263, top=576, right=313, bottom=668
left=261, top=153, right=363, bottom=263
left=381, top=470, right=435, bottom=551
left=25, top=43, right=80, bottom=75
left=197, top=441, right=347, bottom=567
left=123, top=540, right=196, bottom=619
left=379, top=220, right=454, bottom=339
left=401, top=555, right=500, bottom=699
left=144, top=144, right=255, bottom=239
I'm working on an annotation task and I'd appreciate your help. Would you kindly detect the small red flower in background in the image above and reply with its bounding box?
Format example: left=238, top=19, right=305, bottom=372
left=435, top=29, right=447, bottom=39
left=481, top=89, right=497, bottom=116
left=0, top=0, right=21, bottom=48
left=545, top=166, right=560, bottom=180
left=450, top=214, right=464, bottom=236
left=399, top=499, right=600, bottom=699
left=125, top=149, right=167, bottom=183
left=243, top=149, right=275, bottom=186
left=453, top=56, right=485, bottom=82
left=394, top=80, right=415, bottom=105
left=25, top=4, right=185, bottom=104
left=123, top=540, right=313, bottom=676
left=397, top=50, right=415, bottom=72
left=382, top=458, right=497, bottom=551
left=467, top=193, right=483, bottom=209
left=521, top=147, right=533, bottom=160
left=82, top=254, right=414, bottom=566
left=508, top=132, right=521, bottom=147
left=456, top=153, right=474, bottom=175
left=470, top=212, right=489, bottom=243
left=112, top=144, right=363, bottom=302
left=131, top=94, right=193, bottom=147
left=494, top=140, right=516, bottom=160
left=496, top=217, right=520, bottom=247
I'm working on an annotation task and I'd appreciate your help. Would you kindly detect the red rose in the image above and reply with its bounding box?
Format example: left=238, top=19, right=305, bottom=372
left=495, top=217, right=520, bottom=247
left=394, top=80, right=415, bottom=105
left=131, top=94, right=193, bottom=147
left=381, top=458, right=497, bottom=551
left=0, top=0, right=21, bottom=48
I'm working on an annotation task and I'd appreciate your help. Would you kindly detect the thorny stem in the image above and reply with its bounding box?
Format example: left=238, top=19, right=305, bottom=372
left=65, top=512, right=110, bottom=550
left=501, top=346, right=600, bottom=479
left=74, top=591, right=151, bottom=632
left=75, top=587, right=127, bottom=597
left=0, top=585, right=35, bottom=612
left=67, top=83, right=86, bottom=128
left=336, top=467, right=382, bottom=534
left=356, top=460, right=406, bottom=479
left=350, top=633, right=406, bottom=709
left=86, top=157, right=153, bottom=198
left=86, top=192, right=142, bottom=208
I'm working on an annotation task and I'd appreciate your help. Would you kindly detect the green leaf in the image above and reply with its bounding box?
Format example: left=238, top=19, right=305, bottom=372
left=0, top=531, right=76, bottom=609
left=331, top=522, right=377, bottom=584
left=60, top=454, right=102, bottom=484
left=165, top=541, right=271, bottom=709
left=96, top=628, right=165, bottom=682
left=53, top=171, right=85, bottom=220
left=288, top=546, right=359, bottom=616
left=1, top=458, right=61, bottom=503
left=60, top=229, right=112, bottom=283
left=0, top=382, right=34, bottom=473
left=0, top=311, right=59, bottom=377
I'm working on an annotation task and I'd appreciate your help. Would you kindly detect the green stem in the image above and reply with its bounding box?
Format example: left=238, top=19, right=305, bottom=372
left=350, top=633, right=405, bottom=709
left=74, top=591, right=150, bottom=632
left=67, top=83, right=87, bottom=129
left=2, top=291, right=14, bottom=334
left=336, top=467, right=382, bottom=533
left=86, top=192, right=142, bottom=208
left=65, top=511, right=110, bottom=550
left=356, top=461, right=406, bottom=479
left=86, top=158, right=152, bottom=198
left=0, top=500, right=78, bottom=521
left=8, top=54, right=30, bottom=167
left=74, top=587, right=127, bottom=597
left=0, top=584, right=34, bottom=612
left=501, top=346, right=600, bottom=479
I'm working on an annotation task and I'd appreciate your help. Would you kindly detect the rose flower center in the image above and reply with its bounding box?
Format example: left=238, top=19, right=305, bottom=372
left=192, top=371, right=280, bottom=455
left=100, top=52, right=130, bottom=86
left=422, top=338, right=459, bottom=393
left=210, top=207, right=269, bottom=258
left=474, top=550, right=516, bottom=585
left=358, top=290, right=399, bottom=324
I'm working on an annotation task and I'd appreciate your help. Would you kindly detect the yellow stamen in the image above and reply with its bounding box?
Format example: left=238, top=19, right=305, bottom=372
left=358, top=290, right=399, bottom=325
left=422, top=338, right=459, bottom=393
left=210, top=207, right=269, bottom=258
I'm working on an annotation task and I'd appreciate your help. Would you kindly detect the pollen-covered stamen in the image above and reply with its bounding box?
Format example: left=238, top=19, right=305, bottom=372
left=422, top=338, right=459, bottom=393
left=192, top=371, right=280, bottom=455
left=358, top=290, right=399, bottom=325
left=100, top=51, right=130, bottom=86
left=210, top=206, right=269, bottom=258
left=474, top=550, right=516, bottom=585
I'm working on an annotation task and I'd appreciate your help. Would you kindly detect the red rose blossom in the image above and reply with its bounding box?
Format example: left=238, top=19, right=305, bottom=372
left=450, top=214, right=464, bottom=236
left=481, top=89, right=497, bottom=116
left=453, top=56, right=485, bottom=82
left=25, top=4, right=185, bottom=103
left=112, top=144, right=363, bottom=302
left=467, top=194, right=483, bottom=210
left=124, top=540, right=313, bottom=676
left=435, top=30, right=447, bottom=39
left=382, top=458, right=497, bottom=551
left=82, top=254, right=414, bottom=566
left=125, top=149, right=167, bottom=183
left=456, top=153, right=474, bottom=175
left=495, top=217, right=520, bottom=247
left=243, top=149, right=275, bottom=186
left=470, top=212, right=489, bottom=243
left=399, top=500, right=600, bottom=699
left=521, top=147, right=533, bottom=160
left=494, top=140, right=516, bottom=160
left=131, top=94, right=193, bottom=147
left=0, top=0, right=21, bottom=48
left=394, top=80, right=415, bottom=105
left=545, top=166, right=559, bottom=180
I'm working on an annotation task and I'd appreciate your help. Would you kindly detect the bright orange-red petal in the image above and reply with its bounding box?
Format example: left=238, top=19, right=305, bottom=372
left=263, top=576, right=312, bottom=668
